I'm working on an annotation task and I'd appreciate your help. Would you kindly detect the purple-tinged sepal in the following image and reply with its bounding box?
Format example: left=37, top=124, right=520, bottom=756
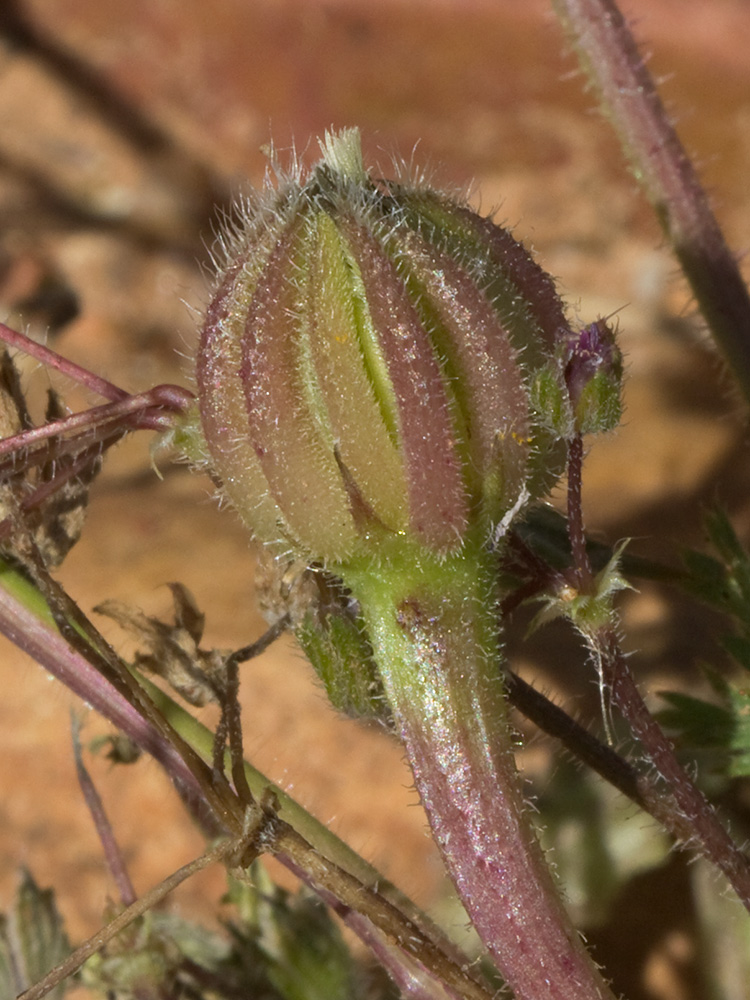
left=532, top=316, right=623, bottom=439
left=195, top=129, right=587, bottom=563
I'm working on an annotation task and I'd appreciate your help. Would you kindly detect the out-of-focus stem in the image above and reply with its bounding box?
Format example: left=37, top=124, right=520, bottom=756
left=342, top=537, right=616, bottom=1000
left=551, top=0, right=750, bottom=404
left=71, top=715, right=137, bottom=906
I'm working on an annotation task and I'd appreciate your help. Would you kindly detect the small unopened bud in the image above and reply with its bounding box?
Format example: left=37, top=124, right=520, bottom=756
left=563, top=319, right=623, bottom=434
left=532, top=317, right=622, bottom=438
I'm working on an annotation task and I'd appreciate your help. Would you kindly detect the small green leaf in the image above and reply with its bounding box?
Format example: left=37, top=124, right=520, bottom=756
left=682, top=509, right=750, bottom=628
left=224, top=865, right=358, bottom=1000
left=657, top=690, right=736, bottom=751
left=664, top=508, right=750, bottom=782
left=681, top=549, right=727, bottom=605
left=0, top=870, right=71, bottom=999
left=657, top=683, right=750, bottom=779
left=296, top=602, right=388, bottom=720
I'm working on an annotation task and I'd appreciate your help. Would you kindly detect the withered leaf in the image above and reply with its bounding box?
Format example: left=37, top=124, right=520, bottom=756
left=255, top=548, right=319, bottom=628
left=95, top=584, right=228, bottom=707
left=0, top=350, right=101, bottom=569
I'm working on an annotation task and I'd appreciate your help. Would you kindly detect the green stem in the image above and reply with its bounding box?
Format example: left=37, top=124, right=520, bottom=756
left=341, top=538, right=616, bottom=1000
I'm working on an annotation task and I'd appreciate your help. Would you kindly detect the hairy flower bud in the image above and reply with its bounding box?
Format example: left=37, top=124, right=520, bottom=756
left=532, top=317, right=623, bottom=439
left=563, top=318, right=623, bottom=433
left=196, top=129, right=577, bottom=563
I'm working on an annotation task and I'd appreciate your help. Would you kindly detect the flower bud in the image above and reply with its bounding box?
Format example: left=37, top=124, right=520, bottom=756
left=531, top=317, right=623, bottom=439
left=196, top=129, right=576, bottom=563
left=563, top=318, right=623, bottom=434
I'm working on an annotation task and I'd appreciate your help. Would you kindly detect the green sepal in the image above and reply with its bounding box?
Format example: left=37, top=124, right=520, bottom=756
left=295, top=591, right=389, bottom=721
left=530, top=363, right=574, bottom=439
left=573, top=370, right=622, bottom=435
left=160, top=399, right=209, bottom=465
left=528, top=539, right=633, bottom=635
left=530, top=361, right=621, bottom=439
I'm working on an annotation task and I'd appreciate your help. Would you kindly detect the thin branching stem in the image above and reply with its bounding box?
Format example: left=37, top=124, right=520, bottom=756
left=561, top=385, right=750, bottom=907
left=0, top=322, right=129, bottom=402
left=17, top=835, right=255, bottom=1000
left=0, top=560, right=204, bottom=796
left=592, top=624, right=750, bottom=910
left=0, top=559, right=489, bottom=999
left=0, top=432, right=121, bottom=546
left=0, top=384, right=193, bottom=460
left=21, top=543, right=242, bottom=829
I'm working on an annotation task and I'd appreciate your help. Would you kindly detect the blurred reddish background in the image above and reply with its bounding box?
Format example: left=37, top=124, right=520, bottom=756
left=0, top=2, right=749, bottom=998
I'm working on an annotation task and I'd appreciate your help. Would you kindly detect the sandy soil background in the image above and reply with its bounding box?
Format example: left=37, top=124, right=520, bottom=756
left=1, top=1, right=749, bottom=998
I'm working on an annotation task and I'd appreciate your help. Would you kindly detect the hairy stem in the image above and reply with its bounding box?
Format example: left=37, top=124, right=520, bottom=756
left=0, top=557, right=203, bottom=797
left=342, top=537, right=616, bottom=1000
left=566, top=435, right=593, bottom=589
left=592, top=624, right=750, bottom=910
left=71, top=715, right=137, bottom=906
left=0, top=322, right=128, bottom=402
left=551, top=0, right=750, bottom=404
left=561, top=404, right=750, bottom=907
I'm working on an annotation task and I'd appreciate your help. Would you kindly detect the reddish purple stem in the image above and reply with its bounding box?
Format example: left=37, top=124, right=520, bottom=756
left=0, top=384, right=194, bottom=462
left=0, top=323, right=128, bottom=402
left=595, top=625, right=750, bottom=910
left=562, top=357, right=750, bottom=910
left=71, top=718, right=138, bottom=907
left=566, top=434, right=593, bottom=589
left=551, top=0, right=750, bottom=404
